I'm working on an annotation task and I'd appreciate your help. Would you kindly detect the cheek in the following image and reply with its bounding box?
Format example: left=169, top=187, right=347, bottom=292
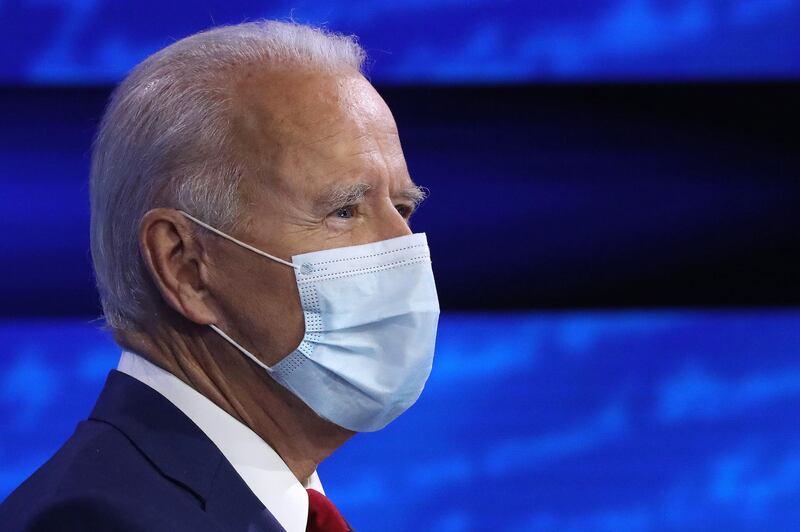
left=247, top=267, right=306, bottom=363
left=213, top=254, right=306, bottom=364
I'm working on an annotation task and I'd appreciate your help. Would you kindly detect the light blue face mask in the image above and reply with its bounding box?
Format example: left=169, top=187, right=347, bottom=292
left=178, top=210, right=440, bottom=432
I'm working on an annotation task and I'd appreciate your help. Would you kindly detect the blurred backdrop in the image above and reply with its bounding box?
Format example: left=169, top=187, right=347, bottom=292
left=1, top=1, right=799, bottom=531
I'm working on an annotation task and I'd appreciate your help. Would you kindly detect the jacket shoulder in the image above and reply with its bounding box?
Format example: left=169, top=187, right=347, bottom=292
left=14, top=492, right=153, bottom=532
left=1, top=419, right=211, bottom=532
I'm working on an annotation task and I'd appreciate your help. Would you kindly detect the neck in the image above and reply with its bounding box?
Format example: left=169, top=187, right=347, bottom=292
left=115, top=315, right=354, bottom=482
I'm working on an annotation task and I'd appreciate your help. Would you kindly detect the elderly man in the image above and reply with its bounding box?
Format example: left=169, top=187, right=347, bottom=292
left=1, top=20, right=439, bottom=532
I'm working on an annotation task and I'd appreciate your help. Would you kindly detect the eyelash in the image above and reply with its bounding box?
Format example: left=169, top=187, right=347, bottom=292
left=333, top=205, right=357, bottom=219
left=330, top=204, right=414, bottom=220
left=395, top=204, right=413, bottom=218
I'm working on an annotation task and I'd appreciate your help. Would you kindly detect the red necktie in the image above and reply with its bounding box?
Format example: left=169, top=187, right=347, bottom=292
left=306, top=488, right=350, bottom=532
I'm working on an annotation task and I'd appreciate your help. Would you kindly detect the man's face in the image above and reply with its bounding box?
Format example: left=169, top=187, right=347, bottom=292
left=203, top=67, right=424, bottom=366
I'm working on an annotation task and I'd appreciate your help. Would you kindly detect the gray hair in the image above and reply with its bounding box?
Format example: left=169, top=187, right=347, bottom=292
left=90, top=20, right=366, bottom=331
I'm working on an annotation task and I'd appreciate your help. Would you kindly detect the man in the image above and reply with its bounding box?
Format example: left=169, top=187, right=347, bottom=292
left=1, top=20, right=439, bottom=531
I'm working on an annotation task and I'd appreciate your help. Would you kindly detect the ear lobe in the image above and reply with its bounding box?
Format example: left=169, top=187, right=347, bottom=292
left=139, top=208, right=218, bottom=325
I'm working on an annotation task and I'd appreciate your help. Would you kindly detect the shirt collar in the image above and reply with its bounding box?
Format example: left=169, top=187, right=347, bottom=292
left=117, top=350, right=323, bottom=532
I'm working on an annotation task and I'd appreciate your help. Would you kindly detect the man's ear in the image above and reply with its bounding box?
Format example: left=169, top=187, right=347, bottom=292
left=138, top=208, right=217, bottom=325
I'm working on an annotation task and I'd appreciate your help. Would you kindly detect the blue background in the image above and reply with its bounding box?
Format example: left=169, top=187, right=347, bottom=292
left=2, top=1, right=800, bottom=531
left=3, top=312, right=800, bottom=530
left=1, top=0, right=799, bottom=84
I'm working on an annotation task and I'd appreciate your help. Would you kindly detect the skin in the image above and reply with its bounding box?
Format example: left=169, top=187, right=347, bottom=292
left=115, top=65, right=424, bottom=483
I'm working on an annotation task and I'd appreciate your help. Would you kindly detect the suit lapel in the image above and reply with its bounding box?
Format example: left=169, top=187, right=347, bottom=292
left=205, top=458, right=286, bottom=531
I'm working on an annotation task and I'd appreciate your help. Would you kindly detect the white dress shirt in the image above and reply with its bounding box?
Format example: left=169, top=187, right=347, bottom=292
left=117, top=350, right=323, bottom=532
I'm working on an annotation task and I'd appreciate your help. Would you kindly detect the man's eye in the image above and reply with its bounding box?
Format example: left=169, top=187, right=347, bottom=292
left=334, top=205, right=356, bottom=219
left=395, top=204, right=412, bottom=218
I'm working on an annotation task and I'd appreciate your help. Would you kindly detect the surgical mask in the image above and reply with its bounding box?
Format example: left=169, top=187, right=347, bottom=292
left=178, top=210, right=440, bottom=432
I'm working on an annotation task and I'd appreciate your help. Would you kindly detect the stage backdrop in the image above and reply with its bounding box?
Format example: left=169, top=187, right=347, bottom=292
left=2, top=2, right=800, bottom=531
left=2, top=312, right=800, bottom=530
left=1, top=0, right=799, bottom=84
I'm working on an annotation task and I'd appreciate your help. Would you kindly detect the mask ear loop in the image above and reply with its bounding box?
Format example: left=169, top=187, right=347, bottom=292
left=176, top=209, right=298, bottom=372
left=176, top=210, right=298, bottom=269
left=208, top=323, right=274, bottom=374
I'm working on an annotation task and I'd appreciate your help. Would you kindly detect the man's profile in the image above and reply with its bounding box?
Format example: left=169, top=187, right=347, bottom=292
left=0, top=20, right=439, bottom=532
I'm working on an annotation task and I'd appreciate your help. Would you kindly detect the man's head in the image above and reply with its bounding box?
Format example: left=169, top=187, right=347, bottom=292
left=89, top=20, right=439, bottom=478
left=90, top=21, right=425, bottom=360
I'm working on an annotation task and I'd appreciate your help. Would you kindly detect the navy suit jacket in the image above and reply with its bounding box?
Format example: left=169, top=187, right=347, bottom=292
left=0, top=370, right=285, bottom=531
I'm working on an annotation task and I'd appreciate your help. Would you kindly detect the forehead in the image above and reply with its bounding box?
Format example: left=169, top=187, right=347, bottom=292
left=228, top=68, right=410, bottom=200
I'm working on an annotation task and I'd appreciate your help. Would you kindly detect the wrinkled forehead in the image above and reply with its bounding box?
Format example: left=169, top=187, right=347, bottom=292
left=230, top=67, right=396, bottom=155
left=228, top=66, right=405, bottom=198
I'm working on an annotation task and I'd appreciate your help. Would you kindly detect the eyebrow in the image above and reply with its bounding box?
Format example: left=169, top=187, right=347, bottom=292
left=397, top=184, right=429, bottom=208
left=320, top=181, right=428, bottom=211
left=323, top=182, right=373, bottom=210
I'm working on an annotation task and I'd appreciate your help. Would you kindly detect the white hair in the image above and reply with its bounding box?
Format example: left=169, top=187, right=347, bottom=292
left=90, top=20, right=366, bottom=331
